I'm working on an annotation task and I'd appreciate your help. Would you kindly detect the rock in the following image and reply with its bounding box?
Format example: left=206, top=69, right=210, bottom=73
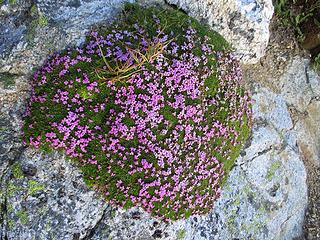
left=21, top=162, right=37, bottom=177
left=166, top=0, right=274, bottom=64
left=0, top=0, right=31, bottom=56
left=278, top=57, right=320, bottom=167
left=36, top=0, right=135, bottom=45
left=252, top=87, right=293, bottom=131
left=295, top=100, right=320, bottom=167
left=0, top=0, right=133, bottom=76
left=279, top=57, right=320, bottom=112
left=0, top=114, right=23, bottom=180
left=4, top=149, right=108, bottom=240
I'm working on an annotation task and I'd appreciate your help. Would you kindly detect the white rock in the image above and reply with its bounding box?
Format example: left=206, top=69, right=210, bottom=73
left=278, top=57, right=320, bottom=166
left=280, top=57, right=314, bottom=111
left=252, top=86, right=293, bottom=131
left=166, top=0, right=274, bottom=64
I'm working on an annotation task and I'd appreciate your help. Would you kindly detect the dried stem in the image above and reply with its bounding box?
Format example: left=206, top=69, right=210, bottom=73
left=95, top=33, right=173, bottom=83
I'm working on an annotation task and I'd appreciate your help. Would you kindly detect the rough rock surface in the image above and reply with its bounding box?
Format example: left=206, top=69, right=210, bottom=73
left=0, top=0, right=317, bottom=239
left=243, top=17, right=320, bottom=239
left=279, top=57, right=320, bottom=167
left=2, top=149, right=109, bottom=239
left=166, top=0, right=274, bottom=64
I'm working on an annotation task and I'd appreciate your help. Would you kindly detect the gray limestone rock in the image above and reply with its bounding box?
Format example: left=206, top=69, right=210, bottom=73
left=279, top=57, right=320, bottom=167
left=3, top=150, right=108, bottom=240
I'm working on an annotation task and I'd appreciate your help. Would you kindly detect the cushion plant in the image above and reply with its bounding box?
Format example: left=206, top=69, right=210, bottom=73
left=23, top=3, right=252, bottom=220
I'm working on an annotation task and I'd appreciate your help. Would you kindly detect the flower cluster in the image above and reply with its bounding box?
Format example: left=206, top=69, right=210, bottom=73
left=23, top=4, right=252, bottom=220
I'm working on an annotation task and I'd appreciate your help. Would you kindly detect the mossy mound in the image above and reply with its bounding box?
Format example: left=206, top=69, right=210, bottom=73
left=23, top=3, right=252, bottom=220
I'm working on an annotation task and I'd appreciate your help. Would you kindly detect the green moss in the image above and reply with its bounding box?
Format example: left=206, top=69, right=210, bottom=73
left=31, top=14, right=48, bottom=28
left=266, top=160, right=282, bottom=180
left=27, top=180, right=45, bottom=196
left=176, top=229, right=186, bottom=240
left=160, top=105, right=178, bottom=125
left=8, top=219, right=15, bottom=229
left=9, top=0, right=16, bottom=5
left=30, top=4, right=38, bottom=16
left=7, top=203, right=14, bottom=213
left=7, top=182, right=22, bottom=197
left=79, top=87, right=95, bottom=100
left=220, top=117, right=251, bottom=186
left=11, top=162, right=24, bottom=179
left=123, top=117, right=135, bottom=127
left=37, top=15, right=48, bottom=26
left=16, top=210, right=28, bottom=225
left=123, top=3, right=229, bottom=50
